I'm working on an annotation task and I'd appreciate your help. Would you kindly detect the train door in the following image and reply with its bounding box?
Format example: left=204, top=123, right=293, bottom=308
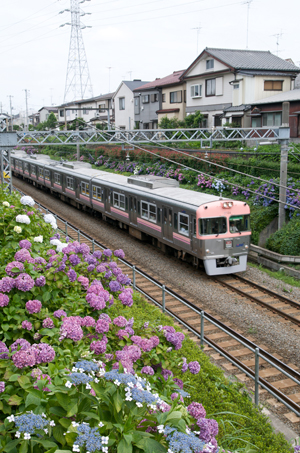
left=163, top=206, right=173, bottom=242
left=130, top=196, right=137, bottom=225
left=104, top=188, right=111, bottom=212
left=191, top=216, right=198, bottom=253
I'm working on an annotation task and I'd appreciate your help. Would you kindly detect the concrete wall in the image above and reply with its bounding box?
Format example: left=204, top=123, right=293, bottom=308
left=134, top=89, right=160, bottom=128
left=258, top=216, right=279, bottom=247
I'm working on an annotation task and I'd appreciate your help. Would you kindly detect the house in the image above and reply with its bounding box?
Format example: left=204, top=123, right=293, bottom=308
left=181, top=47, right=300, bottom=128
left=57, top=93, right=115, bottom=128
left=250, top=89, right=300, bottom=138
left=112, top=80, right=149, bottom=130
left=38, top=107, right=58, bottom=123
left=133, top=70, right=186, bottom=129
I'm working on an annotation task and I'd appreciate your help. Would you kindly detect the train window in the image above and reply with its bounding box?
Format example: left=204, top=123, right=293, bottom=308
left=54, top=173, right=61, bottom=185
left=31, top=165, right=36, bottom=175
left=24, top=163, right=29, bottom=172
left=113, top=192, right=125, bottom=210
left=229, top=215, right=250, bottom=233
left=141, top=201, right=157, bottom=222
left=66, top=177, right=74, bottom=190
left=45, top=170, right=50, bottom=181
left=164, top=208, right=167, bottom=223
left=179, top=213, right=189, bottom=235
left=39, top=168, right=43, bottom=178
left=174, top=213, right=178, bottom=229
left=92, top=186, right=101, bottom=200
left=81, top=182, right=90, bottom=196
left=137, top=201, right=140, bottom=215
left=126, top=197, right=128, bottom=211
left=169, top=209, right=172, bottom=225
left=157, top=208, right=161, bottom=223
left=199, top=217, right=227, bottom=235
left=193, top=218, right=196, bottom=236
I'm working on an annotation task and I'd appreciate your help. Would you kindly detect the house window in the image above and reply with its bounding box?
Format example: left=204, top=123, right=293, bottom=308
left=83, top=109, right=89, bottom=115
left=66, top=110, right=70, bottom=117
left=66, top=177, right=74, bottom=190
left=179, top=213, right=189, bottom=235
left=54, top=173, right=61, bottom=185
left=162, top=93, right=166, bottom=102
left=45, top=170, right=50, bottom=181
left=191, top=84, right=202, bottom=98
left=92, top=186, right=102, bottom=200
left=262, top=112, right=282, bottom=127
left=170, top=90, right=182, bottom=103
left=39, top=168, right=43, bottom=178
left=141, top=201, right=157, bottom=222
left=113, top=192, right=125, bottom=210
left=206, top=78, right=216, bottom=96
left=214, top=115, right=222, bottom=127
left=206, top=59, right=214, bottom=70
left=31, top=165, right=36, bottom=175
left=233, top=84, right=239, bottom=89
left=151, top=93, right=158, bottom=102
left=252, top=117, right=261, bottom=127
left=142, top=95, right=149, bottom=103
left=264, top=80, right=283, bottom=91
left=119, top=98, right=125, bottom=110
left=81, top=182, right=90, bottom=196
left=134, top=98, right=139, bottom=106
left=99, top=104, right=105, bottom=112
left=60, top=110, right=64, bottom=117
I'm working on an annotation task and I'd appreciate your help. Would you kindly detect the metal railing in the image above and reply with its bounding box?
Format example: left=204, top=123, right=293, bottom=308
left=12, top=185, right=300, bottom=416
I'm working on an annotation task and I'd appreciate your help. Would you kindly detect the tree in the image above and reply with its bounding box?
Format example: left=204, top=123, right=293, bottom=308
left=46, top=112, right=58, bottom=129
left=158, top=116, right=182, bottom=129
left=183, top=110, right=204, bottom=128
left=67, top=117, right=87, bottom=130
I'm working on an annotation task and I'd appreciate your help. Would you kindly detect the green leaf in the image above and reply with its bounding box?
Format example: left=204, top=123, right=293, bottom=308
left=8, top=394, right=22, bottom=406
left=8, top=374, right=20, bottom=382
left=123, top=434, right=133, bottom=445
left=166, top=411, right=182, bottom=421
left=113, top=390, right=123, bottom=413
left=136, top=438, right=167, bottom=453
left=59, top=418, right=71, bottom=429
left=18, top=376, right=31, bottom=389
left=117, top=439, right=132, bottom=453
left=66, top=402, right=78, bottom=418
left=50, top=406, right=67, bottom=417
left=2, top=324, right=9, bottom=332
left=53, top=425, right=67, bottom=445
left=19, top=441, right=28, bottom=453
left=37, top=439, right=58, bottom=449
left=43, top=291, right=51, bottom=302
left=25, top=393, right=41, bottom=408
left=81, top=412, right=100, bottom=421
left=3, top=439, right=20, bottom=452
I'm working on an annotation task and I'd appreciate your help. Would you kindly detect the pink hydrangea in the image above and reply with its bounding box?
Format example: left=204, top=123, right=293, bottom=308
left=60, top=316, right=83, bottom=342
left=77, top=275, right=89, bottom=290
left=14, top=249, right=32, bottom=263
left=32, top=343, right=55, bottom=364
left=90, top=340, right=107, bottom=355
left=22, top=320, right=32, bottom=330
left=95, top=319, right=110, bottom=333
left=82, top=316, right=96, bottom=328
left=12, top=348, right=36, bottom=368
left=0, top=277, right=15, bottom=293
left=43, top=318, right=54, bottom=329
left=5, top=261, right=24, bottom=277
left=26, top=300, right=42, bottom=314
left=0, top=293, right=9, bottom=307
left=187, top=402, right=206, bottom=419
left=113, top=316, right=127, bottom=327
left=15, top=273, right=35, bottom=292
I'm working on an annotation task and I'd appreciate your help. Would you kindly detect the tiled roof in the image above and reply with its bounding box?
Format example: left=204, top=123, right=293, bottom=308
left=253, top=89, right=300, bottom=105
left=224, top=105, right=251, bottom=112
left=123, top=80, right=150, bottom=91
left=156, top=108, right=180, bottom=113
left=133, top=71, right=185, bottom=91
left=205, top=48, right=300, bottom=72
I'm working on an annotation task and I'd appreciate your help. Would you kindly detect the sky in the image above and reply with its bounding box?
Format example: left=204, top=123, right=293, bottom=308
left=0, top=0, right=298, bottom=115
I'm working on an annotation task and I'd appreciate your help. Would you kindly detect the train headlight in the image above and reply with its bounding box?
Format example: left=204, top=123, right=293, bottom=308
left=222, top=202, right=233, bottom=208
left=223, top=202, right=228, bottom=208
left=245, top=245, right=248, bottom=249
left=206, top=249, right=210, bottom=253
left=228, top=202, right=233, bottom=208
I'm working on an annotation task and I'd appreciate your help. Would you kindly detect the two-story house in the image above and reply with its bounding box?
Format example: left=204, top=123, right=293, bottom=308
left=181, top=47, right=300, bottom=128
left=133, top=70, right=186, bottom=128
left=113, top=80, right=149, bottom=130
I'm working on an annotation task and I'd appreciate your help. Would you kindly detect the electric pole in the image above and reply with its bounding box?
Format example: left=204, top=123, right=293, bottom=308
left=23, top=89, right=29, bottom=131
left=278, top=102, right=290, bottom=230
left=7, top=95, right=13, bottom=131
left=60, top=0, right=93, bottom=103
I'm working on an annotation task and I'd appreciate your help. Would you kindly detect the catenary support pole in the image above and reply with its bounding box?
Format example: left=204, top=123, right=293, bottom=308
left=278, top=102, right=290, bottom=230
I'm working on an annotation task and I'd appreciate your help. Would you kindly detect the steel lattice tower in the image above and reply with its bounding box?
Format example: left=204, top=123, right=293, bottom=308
left=61, top=0, right=93, bottom=103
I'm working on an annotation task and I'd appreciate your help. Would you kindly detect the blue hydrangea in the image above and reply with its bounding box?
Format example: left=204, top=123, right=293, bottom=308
left=164, top=426, right=207, bottom=453
left=177, top=389, right=190, bottom=398
left=74, top=360, right=99, bottom=373
left=75, top=424, right=103, bottom=452
left=14, top=413, right=48, bottom=434
left=104, top=370, right=144, bottom=387
left=131, top=388, right=158, bottom=405
left=69, top=373, right=93, bottom=385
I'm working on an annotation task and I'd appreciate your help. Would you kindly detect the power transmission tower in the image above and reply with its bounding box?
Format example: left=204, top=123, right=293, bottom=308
left=243, top=0, right=253, bottom=49
left=7, top=95, right=13, bottom=130
left=60, top=0, right=93, bottom=103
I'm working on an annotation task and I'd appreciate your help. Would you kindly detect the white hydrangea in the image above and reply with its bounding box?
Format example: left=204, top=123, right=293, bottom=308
left=16, top=215, right=30, bottom=224
left=20, top=196, right=35, bottom=207
left=50, top=239, right=61, bottom=246
left=34, top=235, right=43, bottom=243
left=2, top=201, right=9, bottom=207
left=56, top=243, right=68, bottom=253
left=44, top=214, right=57, bottom=230
left=14, top=226, right=22, bottom=233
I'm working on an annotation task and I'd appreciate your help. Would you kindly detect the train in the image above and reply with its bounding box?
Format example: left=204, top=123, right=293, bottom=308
left=11, top=150, right=251, bottom=276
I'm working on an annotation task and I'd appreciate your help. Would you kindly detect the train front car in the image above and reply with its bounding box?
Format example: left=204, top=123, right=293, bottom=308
left=197, top=199, right=251, bottom=275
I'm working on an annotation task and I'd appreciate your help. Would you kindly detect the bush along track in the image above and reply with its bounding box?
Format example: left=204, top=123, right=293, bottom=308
left=0, top=189, right=295, bottom=453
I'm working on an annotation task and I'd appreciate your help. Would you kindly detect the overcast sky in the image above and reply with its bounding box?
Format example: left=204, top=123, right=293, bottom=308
left=0, top=0, right=298, bottom=114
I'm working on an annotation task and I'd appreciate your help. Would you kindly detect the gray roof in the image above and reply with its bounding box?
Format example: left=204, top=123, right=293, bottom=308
left=224, top=104, right=251, bottom=112
left=205, top=48, right=300, bottom=72
left=123, top=80, right=150, bottom=91
left=253, top=88, right=300, bottom=105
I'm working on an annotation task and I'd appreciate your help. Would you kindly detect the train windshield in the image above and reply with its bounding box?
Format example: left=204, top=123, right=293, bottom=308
left=199, top=217, right=227, bottom=235
left=229, top=215, right=250, bottom=233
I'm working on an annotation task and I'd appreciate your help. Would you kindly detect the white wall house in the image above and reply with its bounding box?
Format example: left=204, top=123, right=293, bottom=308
left=182, top=48, right=300, bottom=128
left=113, top=80, right=149, bottom=130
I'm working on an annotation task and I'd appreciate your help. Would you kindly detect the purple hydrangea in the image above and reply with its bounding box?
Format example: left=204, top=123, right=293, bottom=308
left=43, top=318, right=54, bottom=329
left=188, top=361, right=201, bottom=375
left=34, top=257, right=46, bottom=265
left=0, top=277, right=15, bottom=293
left=0, top=382, right=5, bottom=393
left=19, top=239, right=32, bottom=249
left=118, top=288, right=133, bottom=307
left=15, top=273, right=35, bottom=292
left=5, top=261, right=24, bottom=277
left=0, top=342, right=9, bottom=359
left=53, top=309, right=67, bottom=319
left=26, top=300, right=42, bottom=314
left=96, top=264, right=106, bottom=273
left=103, top=249, right=112, bottom=257
left=10, top=338, right=31, bottom=352
left=12, top=349, right=36, bottom=368
left=14, top=249, right=32, bottom=263
left=61, top=316, right=83, bottom=342
left=67, top=269, right=77, bottom=282
left=173, top=378, right=184, bottom=389
left=161, top=369, right=173, bottom=381
left=141, top=366, right=154, bottom=375
left=187, top=402, right=206, bottom=419
left=196, top=418, right=219, bottom=443
left=78, top=243, right=90, bottom=255
left=33, top=343, right=55, bottom=364
left=0, top=293, right=9, bottom=307
left=35, top=276, right=46, bottom=287
left=95, top=319, right=110, bottom=333
left=90, top=340, right=107, bottom=355
left=87, top=264, right=95, bottom=273
left=22, top=320, right=33, bottom=330
left=82, top=316, right=96, bottom=327
left=85, top=256, right=97, bottom=265
left=114, top=249, right=125, bottom=259
left=113, top=316, right=127, bottom=327
left=171, top=392, right=184, bottom=403
left=77, top=275, right=89, bottom=290
left=69, top=254, right=81, bottom=266
left=93, top=250, right=102, bottom=259
left=109, top=280, right=121, bottom=292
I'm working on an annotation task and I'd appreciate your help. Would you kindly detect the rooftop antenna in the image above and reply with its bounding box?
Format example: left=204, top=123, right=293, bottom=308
left=191, top=24, right=201, bottom=55
left=243, top=0, right=253, bottom=49
left=272, top=31, right=283, bottom=56
left=60, top=0, right=93, bottom=102
left=127, top=71, right=133, bottom=81
left=107, top=66, right=112, bottom=92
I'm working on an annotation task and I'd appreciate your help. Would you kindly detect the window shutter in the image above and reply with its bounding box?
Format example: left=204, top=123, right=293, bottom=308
left=191, top=86, right=195, bottom=97
left=151, top=94, right=155, bottom=102
left=216, top=77, right=223, bottom=96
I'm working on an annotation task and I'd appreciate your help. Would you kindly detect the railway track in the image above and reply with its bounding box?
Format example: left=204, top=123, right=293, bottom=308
left=13, top=181, right=300, bottom=428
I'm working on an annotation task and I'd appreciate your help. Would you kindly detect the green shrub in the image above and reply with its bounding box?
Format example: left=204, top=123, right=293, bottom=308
left=266, top=214, right=300, bottom=255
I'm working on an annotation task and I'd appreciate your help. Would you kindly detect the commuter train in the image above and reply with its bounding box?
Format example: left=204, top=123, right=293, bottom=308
left=11, top=151, right=251, bottom=276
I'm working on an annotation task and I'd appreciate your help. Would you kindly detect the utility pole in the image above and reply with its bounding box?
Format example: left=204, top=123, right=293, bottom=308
left=23, top=89, right=29, bottom=131
left=243, top=0, right=253, bottom=49
left=278, top=102, right=290, bottom=230
left=7, top=95, right=13, bottom=131
left=191, top=24, right=201, bottom=55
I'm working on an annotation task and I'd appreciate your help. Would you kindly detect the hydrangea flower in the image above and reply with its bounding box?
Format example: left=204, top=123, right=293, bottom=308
left=74, top=424, right=106, bottom=453
left=32, top=343, right=55, bottom=364
left=74, top=360, right=99, bottom=373
left=15, top=273, right=35, bottom=292
left=34, top=235, right=43, bottom=243
left=187, top=402, right=206, bottom=420
left=90, top=340, right=107, bottom=355
left=26, top=300, right=42, bottom=314
left=5, top=261, right=24, bottom=277
left=20, top=195, right=35, bottom=207
left=2, top=201, right=9, bottom=207
left=188, top=361, right=201, bottom=375
left=12, top=348, right=37, bottom=368
left=0, top=276, right=15, bottom=293
left=114, top=249, right=125, bottom=259
left=16, top=215, right=31, bottom=224
left=141, top=366, right=154, bottom=375
left=109, top=280, right=121, bottom=292
left=103, top=249, right=112, bottom=257
left=14, top=226, right=22, bottom=233
left=22, top=320, right=32, bottom=330
left=44, top=214, right=57, bottom=229
left=95, top=319, right=110, bottom=333
left=0, top=381, right=5, bottom=393
left=67, top=269, right=77, bottom=282
left=43, top=318, right=54, bottom=329
left=53, top=309, right=67, bottom=319
left=10, top=338, right=31, bottom=352
left=69, top=373, right=93, bottom=385
left=113, top=316, right=127, bottom=327
left=60, top=316, right=83, bottom=342
left=35, top=276, right=46, bottom=287
left=19, top=239, right=32, bottom=249
left=14, top=249, right=32, bottom=263
left=0, top=293, right=9, bottom=307
left=82, top=316, right=96, bottom=327
left=0, top=342, right=9, bottom=359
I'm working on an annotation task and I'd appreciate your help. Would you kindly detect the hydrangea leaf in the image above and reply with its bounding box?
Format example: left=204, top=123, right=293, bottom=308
left=8, top=394, right=22, bottom=406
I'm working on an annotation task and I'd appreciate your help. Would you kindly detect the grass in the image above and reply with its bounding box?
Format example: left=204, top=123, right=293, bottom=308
left=247, top=262, right=300, bottom=287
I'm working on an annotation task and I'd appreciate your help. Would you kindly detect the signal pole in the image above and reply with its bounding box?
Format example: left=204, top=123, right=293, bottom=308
left=23, top=89, right=29, bottom=131
left=7, top=95, right=13, bottom=130
left=278, top=102, right=290, bottom=230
